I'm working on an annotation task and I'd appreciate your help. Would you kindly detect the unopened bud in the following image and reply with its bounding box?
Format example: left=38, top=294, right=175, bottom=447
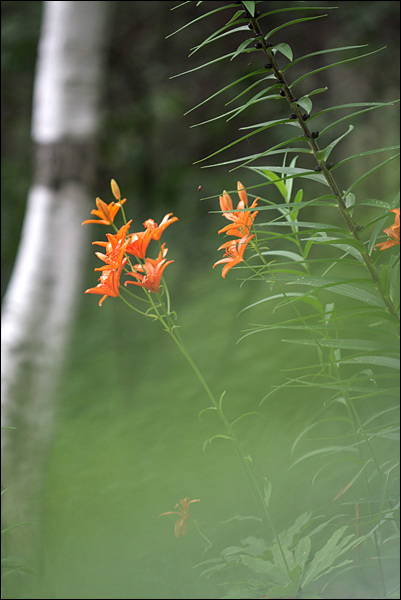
left=111, top=179, right=121, bottom=200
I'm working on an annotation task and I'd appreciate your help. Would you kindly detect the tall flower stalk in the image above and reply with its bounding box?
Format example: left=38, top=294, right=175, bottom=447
left=83, top=179, right=290, bottom=571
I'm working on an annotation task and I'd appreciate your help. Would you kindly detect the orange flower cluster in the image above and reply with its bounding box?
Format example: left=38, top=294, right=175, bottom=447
left=83, top=180, right=178, bottom=305
left=159, top=497, right=200, bottom=537
left=374, top=208, right=400, bottom=251
left=213, top=181, right=259, bottom=278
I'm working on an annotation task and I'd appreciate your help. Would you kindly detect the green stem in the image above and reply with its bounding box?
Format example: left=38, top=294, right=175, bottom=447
left=153, top=290, right=290, bottom=571
left=191, top=517, right=214, bottom=552
left=248, top=10, right=400, bottom=326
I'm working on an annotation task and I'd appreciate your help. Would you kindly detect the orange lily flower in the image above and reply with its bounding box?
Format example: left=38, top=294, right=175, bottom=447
left=143, top=213, right=178, bottom=241
left=84, top=265, right=124, bottom=306
left=93, top=221, right=132, bottom=271
left=126, top=227, right=154, bottom=260
left=125, top=245, right=174, bottom=293
left=213, top=234, right=254, bottom=279
left=82, top=196, right=126, bottom=226
left=374, top=208, right=400, bottom=251
left=218, top=181, right=259, bottom=237
left=159, top=497, right=200, bottom=538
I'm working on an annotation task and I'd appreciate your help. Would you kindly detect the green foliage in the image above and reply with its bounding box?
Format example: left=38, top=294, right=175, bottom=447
left=169, top=1, right=400, bottom=598
left=196, top=513, right=374, bottom=598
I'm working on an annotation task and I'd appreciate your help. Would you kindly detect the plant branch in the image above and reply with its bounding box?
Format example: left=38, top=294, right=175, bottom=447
left=245, top=7, right=400, bottom=325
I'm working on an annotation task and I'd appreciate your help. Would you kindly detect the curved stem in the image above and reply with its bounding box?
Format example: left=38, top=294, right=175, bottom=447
left=152, top=291, right=290, bottom=571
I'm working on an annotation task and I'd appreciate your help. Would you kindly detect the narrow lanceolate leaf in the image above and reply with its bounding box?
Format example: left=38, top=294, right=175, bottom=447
left=340, top=356, right=400, bottom=370
left=316, top=102, right=399, bottom=137
left=167, top=3, right=236, bottom=38
left=226, top=91, right=281, bottom=122
left=291, top=447, right=358, bottom=470
left=189, top=23, right=250, bottom=57
left=282, top=275, right=384, bottom=307
left=170, top=51, right=246, bottom=79
left=281, top=338, right=398, bottom=353
left=290, top=47, right=386, bottom=88
left=332, top=462, right=372, bottom=501
left=184, top=69, right=267, bottom=115
left=265, top=15, right=327, bottom=42
left=202, top=433, right=233, bottom=452
left=230, top=411, right=260, bottom=427
left=194, top=119, right=292, bottom=164
left=303, top=236, right=365, bottom=262
left=231, top=36, right=259, bottom=61
left=198, top=406, right=217, bottom=420
left=227, top=73, right=277, bottom=105
left=322, top=125, right=354, bottom=161
left=346, top=153, right=400, bottom=193
left=207, top=135, right=313, bottom=171
left=257, top=169, right=288, bottom=200
left=282, top=44, right=368, bottom=73
left=249, top=165, right=327, bottom=185
left=335, top=145, right=401, bottom=171
left=263, top=479, right=272, bottom=509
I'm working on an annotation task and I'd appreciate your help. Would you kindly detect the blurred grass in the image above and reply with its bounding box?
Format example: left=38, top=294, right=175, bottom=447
left=6, top=236, right=391, bottom=600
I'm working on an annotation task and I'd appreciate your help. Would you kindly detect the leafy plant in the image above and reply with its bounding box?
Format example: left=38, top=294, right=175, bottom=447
left=81, top=1, right=399, bottom=598
left=165, top=1, right=400, bottom=598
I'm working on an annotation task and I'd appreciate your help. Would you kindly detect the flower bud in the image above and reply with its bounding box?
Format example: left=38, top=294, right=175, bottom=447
left=111, top=179, right=121, bottom=201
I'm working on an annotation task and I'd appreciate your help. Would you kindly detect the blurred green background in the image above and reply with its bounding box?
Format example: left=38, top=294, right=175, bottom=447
left=1, top=1, right=399, bottom=598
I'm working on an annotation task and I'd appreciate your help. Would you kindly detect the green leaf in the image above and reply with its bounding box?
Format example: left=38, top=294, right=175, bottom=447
left=170, top=51, right=243, bottom=79
left=341, top=356, right=400, bottom=370
left=274, top=42, right=293, bottom=62
left=290, top=47, right=386, bottom=88
left=345, top=193, right=355, bottom=209
left=242, top=1, right=255, bottom=17
left=189, top=22, right=248, bottom=57
left=346, top=153, right=400, bottom=193
left=262, top=250, right=304, bottom=262
left=249, top=165, right=327, bottom=185
left=195, top=119, right=292, bottom=165
left=296, top=95, right=313, bottom=114
left=323, top=125, right=354, bottom=161
left=290, top=189, right=304, bottom=222
left=167, top=3, right=235, bottom=38
left=302, top=526, right=355, bottom=587
left=263, top=479, right=272, bottom=509
left=282, top=44, right=368, bottom=73
left=282, top=338, right=397, bottom=353
left=198, top=406, right=217, bottom=420
left=265, top=14, right=327, bottom=42
left=335, top=145, right=400, bottom=171
left=257, top=169, right=288, bottom=200
left=230, top=35, right=257, bottom=61
left=226, top=90, right=280, bottom=122
left=279, top=511, right=313, bottom=547
left=282, top=275, right=384, bottom=307
left=184, top=69, right=267, bottom=115
left=294, top=536, right=312, bottom=570
left=240, top=555, right=289, bottom=586
left=285, top=156, right=298, bottom=203
left=230, top=411, right=261, bottom=427
left=202, top=433, right=233, bottom=452
left=291, top=446, right=358, bottom=469
left=303, top=236, right=365, bottom=262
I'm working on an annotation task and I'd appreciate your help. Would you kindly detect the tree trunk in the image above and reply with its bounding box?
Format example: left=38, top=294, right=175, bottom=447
left=1, top=0, right=112, bottom=571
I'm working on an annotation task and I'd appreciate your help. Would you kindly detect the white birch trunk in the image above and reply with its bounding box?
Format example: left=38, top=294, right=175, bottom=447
left=1, top=0, right=112, bottom=566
